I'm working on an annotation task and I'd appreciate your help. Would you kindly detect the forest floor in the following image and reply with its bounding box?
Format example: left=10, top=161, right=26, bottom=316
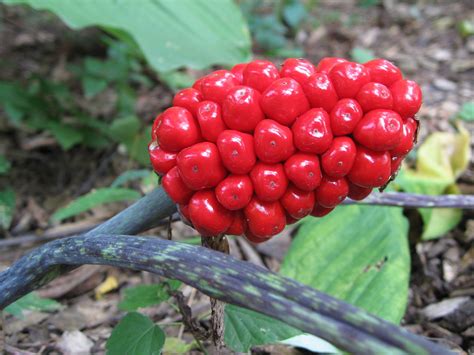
left=0, top=1, right=473, bottom=354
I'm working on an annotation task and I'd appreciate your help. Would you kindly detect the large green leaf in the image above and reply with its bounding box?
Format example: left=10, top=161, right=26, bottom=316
left=224, top=304, right=300, bottom=352
left=4, top=292, right=62, bottom=319
left=106, top=312, right=165, bottom=355
left=4, top=0, right=251, bottom=72
left=52, top=187, right=140, bottom=222
left=281, top=205, right=410, bottom=324
left=395, top=122, right=470, bottom=239
left=118, top=280, right=181, bottom=312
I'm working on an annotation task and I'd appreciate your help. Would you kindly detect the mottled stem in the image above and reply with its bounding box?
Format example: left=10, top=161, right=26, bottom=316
left=0, top=235, right=452, bottom=354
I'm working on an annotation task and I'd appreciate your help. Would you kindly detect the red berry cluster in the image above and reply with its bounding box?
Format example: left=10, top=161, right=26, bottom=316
left=149, top=57, right=421, bottom=243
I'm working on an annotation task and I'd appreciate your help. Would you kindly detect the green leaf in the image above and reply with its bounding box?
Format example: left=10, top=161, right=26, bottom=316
left=109, top=116, right=141, bottom=144
left=281, top=204, right=410, bottom=324
left=52, top=187, right=140, bottom=222
left=350, top=47, right=376, bottom=63
left=47, top=122, right=84, bottom=150
left=458, top=102, right=474, bottom=121
left=106, top=312, right=165, bottom=355
left=395, top=122, right=470, bottom=239
left=159, top=71, right=195, bottom=92
left=118, top=280, right=181, bottom=312
left=457, top=20, right=474, bottom=38
left=282, top=0, right=307, bottom=29
left=163, top=337, right=196, bottom=354
left=5, top=0, right=251, bottom=72
left=0, top=155, right=11, bottom=175
left=224, top=304, right=300, bottom=352
left=82, top=76, right=108, bottom=98
left=111, top=169, right=151, bottom=188
left=4, top=292, right=62, bottom=319
left=0, top=187, right=15, bottom=230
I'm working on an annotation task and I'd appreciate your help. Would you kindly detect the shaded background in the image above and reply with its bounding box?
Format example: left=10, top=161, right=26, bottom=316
left=0, top=0, right=473, bottom=353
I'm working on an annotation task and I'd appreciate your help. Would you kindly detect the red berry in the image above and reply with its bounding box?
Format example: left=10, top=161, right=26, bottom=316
left=261, top=78, right=310, bottom=125
left=348, top=146, right=391, bottom=188
left=196, top=101, right=227, bottom=142
left=391, top=117, right=418, bottom=157
left=315, top=176, right=349, bottom=208
left=227, top=210, right=247, bottom=235
left=254, top=119, right=295, bottom=163
left=390, top=79, right=422, bottom=118
left=192, top=77, right=204, bottom=91
left=242, top=59, right=280, bottom=92
left=189, top=190, right=233, bottom=236
left=244, top=198, right=286, bottom=238
left=292, top=108, right=333, bottom=154
left=281, top=185, right=315, bottom=219
left=201, top=70, right=239, bottom=104
left=316, top=57, right=347, bottom=74
left=217, top=130, right=256, bottom=174
left=156, top=107, right=201, bottom=152
left=364, top=59, right=402, bottom=87
left=250, top=162, right=288, bottom=202
left=231, top=63, right=247, bottom=83
left=215, top=174, right=253, bottom=210
left=321, top=137, right=356, bottom=178
left=356, top=82, right=393, bottom=112
left=280, top=58, right=316, bottom=85
left=151, top=113, right=162, bottom=140
left=330, top=99, right=363, bottom=136
left=390, top=154, right=405, bottom=175
left=177, top=142, right=227, bottom=190
left=178, top=203, right=191, bottom=222
left=353, top=109, right=403, bottom=151
left=348, top=182, right=372, bottom=201
left=162, top=166, right=194, bottom=204
left=302, top=73, right=339, bottom=112
left=148, top=141, right=177, bottom=175
left=284, top=153, right=322, bottom=191
left=172, top=88, right=202, bottom=116
left=244, top=229, right=271, bottom=244
left=329, top=61, right=371, bottom=98
left=222, top=86, right=264, bottom=132
left=310, top=204, right=334, bottom=217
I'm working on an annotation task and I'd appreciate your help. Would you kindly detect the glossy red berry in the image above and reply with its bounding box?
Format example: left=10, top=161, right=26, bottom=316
left=329, top=61, right=370, bottom=98
left=231, top=63, right=247, bottom=83
left=244, top=230, right=271, bottom=244
left=162, top=166, right=194, bottom=204
left=242, top=59, right=280, bottom=92
left=177, top=142, right=227, bottom=190
left=281, top=185, right=315, bottom=219
left=215, top=174, right=253, bottom=210
left=390, top=79, right=422, bottom=118
left=284, top=153, right=322, bottom=191
left=391, top=117, right=418, bottom=157
left=390, top=155, right=405, bottom=175
left=244, top=198, right=286, bottom=238
left=178, top=203, right=191, bottom=222
left=348, top=146, right=391, bottom=188
left=172, top=88, right=202, bottom=116
left=280, top=58, right=316, bottom=85
left=315, top=176, right=349, bottom=208
left=217, top=130, right=256, bottom=174
left=227, top=210, right=247, bottom=235
left=261, top=78, right=310, bottom=125
left=302, top=73, right=339, bottom=113
left=189, top=190, right=233, bottom=236
left=250, top=162, right=288, bottom=202
left=310, top=204, right=334, bottom=217
left=151, top=114, right=162, bottom=140
left=353, top=109, right=403, bottom=151
left=148, top=141, right=177, bottom=175
left=222, top=86, right=264, bottom=132
left=192, top=77, right=204, bottom=91
left=330, top=99, right=363, bottom=136
left=356, top=82, right=393, bottom=112
left=316, top=57, right=347, bottom=74
left=292, top=108, right=333, bottom=154
left=348, top=182, right=372, bottom=201
left=156, top=107, right=201, bottom=152
left=321, top=137, right=356, bottom=178
left=364, top=59, right=402, bottom=87
left=254, top=119, right=295, bottom=163
left=196, top=101, right=227, bottom=143
left=200, top=70, right=239, bottom=104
